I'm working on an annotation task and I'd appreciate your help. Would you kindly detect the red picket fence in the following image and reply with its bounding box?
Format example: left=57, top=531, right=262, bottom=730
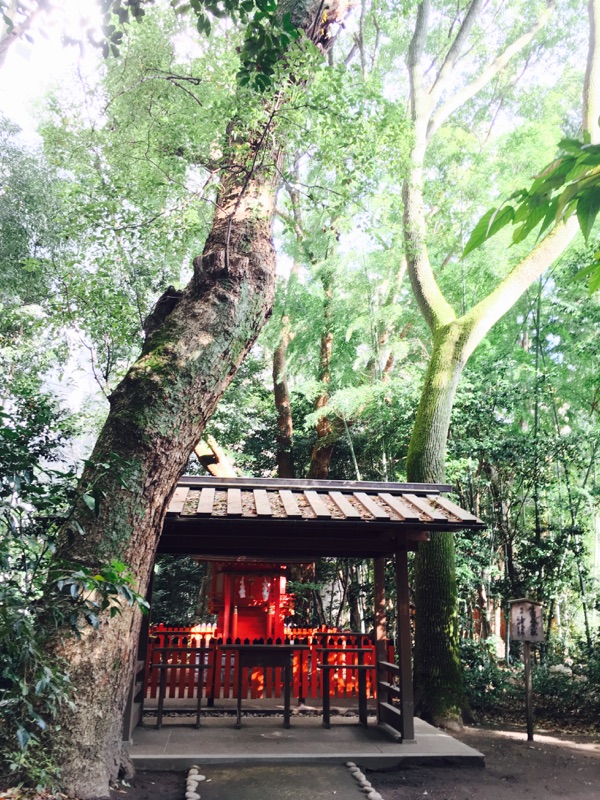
left=145, top=625, right=395, bottom=702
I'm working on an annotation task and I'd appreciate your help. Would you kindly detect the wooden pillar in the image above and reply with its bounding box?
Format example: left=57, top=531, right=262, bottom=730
left=122, top=571, right=153, bottom=741
left=273, top=576, right=282, bottom=639
left=223, top=573, right=232, bottom=640
left=374, top=557, right=387, bottom=662
left=374, top=556, right=386, bottom=723
left=395, top=548, right=415, bottom=741
left=232, top=605, right=239, bottom=641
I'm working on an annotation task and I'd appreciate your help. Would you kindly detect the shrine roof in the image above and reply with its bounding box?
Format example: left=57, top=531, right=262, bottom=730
left=160, top=476, right=484, bottom=559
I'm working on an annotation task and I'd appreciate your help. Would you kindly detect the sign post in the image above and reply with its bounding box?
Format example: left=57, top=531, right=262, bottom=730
left=509, top=599, right=544, bottom=742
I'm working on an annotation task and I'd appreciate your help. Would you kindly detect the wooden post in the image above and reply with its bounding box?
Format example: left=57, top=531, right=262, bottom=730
left=374, top=557, right=387, bottom=662
left=395, top=548, right=414, bottom=741
left=374, top=556, right=386, bottom=723
left=223, top=573, right=232, bottom=640
left=524, top=641, right=534, bottom=741
left=232, top=605, right=239, bottom=641
left=321, top=649, right=331, bottom=728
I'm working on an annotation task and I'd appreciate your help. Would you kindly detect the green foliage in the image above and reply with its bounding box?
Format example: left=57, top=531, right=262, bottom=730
left=0, top=393, right=148, bottom=787
left=151, top=555, right=211, bottom=625
left=460, top=639, right=514, bottom=714
left=462, top=639, right=600, bottom=729
left=463, top=138, right=600, bottom=291
left=96, top=0, right=302, bottom=90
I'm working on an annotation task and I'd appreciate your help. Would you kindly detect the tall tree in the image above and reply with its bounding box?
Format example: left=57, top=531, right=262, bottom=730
left=402, top=0, right=598, bottom=722
left=43, top=4, right=351, bottom=797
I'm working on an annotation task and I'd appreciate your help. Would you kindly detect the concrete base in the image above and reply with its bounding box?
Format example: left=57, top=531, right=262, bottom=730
left=127, top=715, right=485, bottom=770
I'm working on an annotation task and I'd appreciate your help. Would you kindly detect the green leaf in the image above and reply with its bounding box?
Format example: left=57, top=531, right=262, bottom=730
left=462, top=208, right=496, bottom=257
left=82, top=494, right=96, bottom=513
left=487, top=205, right=515, bottom=238
left=463, top=205, right=514, bottom=257
left=576, top=187, right=600, bottom=240
left=511, top=203, right=548, bottom=244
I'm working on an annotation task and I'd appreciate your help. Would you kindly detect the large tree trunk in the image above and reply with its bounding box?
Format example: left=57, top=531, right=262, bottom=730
left=405, top=324, right=466, bottom=720
left=48, top=5, right=352, bottom=792
left=53, top=129, right=282, bottom=797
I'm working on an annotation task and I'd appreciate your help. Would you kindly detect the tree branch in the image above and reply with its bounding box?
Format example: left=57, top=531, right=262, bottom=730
left=461, top=218, right=579, bottom=360
left=428, top=2, right=555, bottom=141
left=429, top=0, right=486, bottom=108
left=0, top=0, right=51, bottom=70
left=407, top=0, right=433, bottom=123
left=584, top=0, right=600, bottom=142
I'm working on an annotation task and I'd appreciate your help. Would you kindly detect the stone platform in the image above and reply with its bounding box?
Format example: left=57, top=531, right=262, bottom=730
left=127, top=715, right=485, bottom=770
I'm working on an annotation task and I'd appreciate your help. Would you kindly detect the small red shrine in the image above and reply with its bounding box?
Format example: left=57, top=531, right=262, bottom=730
left=125, top=475, right=485, bottom=744
left=208, top=561, right=295, bottom=641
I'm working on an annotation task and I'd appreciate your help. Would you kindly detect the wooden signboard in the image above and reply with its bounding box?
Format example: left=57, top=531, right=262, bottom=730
left=509, top=599, right=544, bottom=643
left=509, top=599, right=544, bottom=742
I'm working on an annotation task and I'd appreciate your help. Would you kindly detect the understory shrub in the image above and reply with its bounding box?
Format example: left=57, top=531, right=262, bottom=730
left=0, top=399, right=148, bottom=790
left=461, top=637, right=600, bottom=729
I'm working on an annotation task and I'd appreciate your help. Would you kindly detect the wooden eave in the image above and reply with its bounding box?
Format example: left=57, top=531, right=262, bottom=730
left=158, top=476, right=484, bottom=559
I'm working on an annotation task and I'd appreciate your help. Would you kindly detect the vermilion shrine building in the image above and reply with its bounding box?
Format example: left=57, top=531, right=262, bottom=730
left=124, top=475, right=483, bottom=742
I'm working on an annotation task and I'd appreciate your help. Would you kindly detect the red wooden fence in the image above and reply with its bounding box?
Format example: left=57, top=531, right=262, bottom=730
left=145, top=625, right=395, bottom=703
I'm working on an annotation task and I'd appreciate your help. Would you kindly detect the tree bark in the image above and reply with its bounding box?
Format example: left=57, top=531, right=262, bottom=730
left=48, top=5, right=352, bottom=793
left=53, top=124, right=282, bottom=797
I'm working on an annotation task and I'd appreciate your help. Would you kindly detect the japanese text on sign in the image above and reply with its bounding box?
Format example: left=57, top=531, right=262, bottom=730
left=509, top=600, right=544, bottom=642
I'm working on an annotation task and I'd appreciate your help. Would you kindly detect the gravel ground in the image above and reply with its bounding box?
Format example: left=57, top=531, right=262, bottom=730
left=108, top=724, right=600, bottom=800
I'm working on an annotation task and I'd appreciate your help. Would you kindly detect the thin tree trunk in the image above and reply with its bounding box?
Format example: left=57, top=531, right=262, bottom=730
left=273, top=315, right=295, bottom=477
left=195, top=434, right=238, bottom=477
left=308, top=269, right=336, bottom=478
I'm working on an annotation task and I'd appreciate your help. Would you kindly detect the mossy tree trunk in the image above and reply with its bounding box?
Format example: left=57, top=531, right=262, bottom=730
left=49, top=4, right=351, bottom=795
left=53, top=130, right=282, bottom=798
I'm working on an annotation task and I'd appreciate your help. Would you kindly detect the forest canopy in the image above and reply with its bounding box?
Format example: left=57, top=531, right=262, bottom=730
left=0, top=0, right=599, bottom=797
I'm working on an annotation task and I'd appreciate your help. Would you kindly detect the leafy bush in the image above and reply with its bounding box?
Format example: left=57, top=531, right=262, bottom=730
left=460, top=638, right=516, bottom=714
left=0, top=397, right=148, bottom=790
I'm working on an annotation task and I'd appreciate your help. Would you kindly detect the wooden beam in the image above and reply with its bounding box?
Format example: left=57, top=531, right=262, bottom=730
left=227, top=488, right=243, bottom=517
left=176, top=475, right=454, bottom=494
left=374, top=556, right=386, bottom=724
left=379, top=493, right=421, bottom=522
left=168, top=487, right=189, bottom=514
left=197, top=487, right=215, bottom=516
left=403, top=493, right=447, bottom=522
left=374, top=557, right=387, bottom=663
left=278, top=490, right=303, bottom=518
left=427, top=494, right=481, bottom=523
left=328, top=491, right=362, bottom=519
left=353, top=492, right=390, bottom=519
left=304, top=491, right=331, bottom=518
left=253, top=489, right=272, bottom=517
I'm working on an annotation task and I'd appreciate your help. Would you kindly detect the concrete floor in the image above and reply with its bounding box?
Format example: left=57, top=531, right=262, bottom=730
left=128, top=715, right=485, bottom=770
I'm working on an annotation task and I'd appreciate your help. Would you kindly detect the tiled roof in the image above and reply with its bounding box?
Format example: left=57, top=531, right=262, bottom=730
left=160, top=477, right=484, bottom=558
left=167, top=477, right=481, bottom=526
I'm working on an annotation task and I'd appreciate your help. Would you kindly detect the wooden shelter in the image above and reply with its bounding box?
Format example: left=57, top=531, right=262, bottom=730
left=125, top=476, right=483, bottom=742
